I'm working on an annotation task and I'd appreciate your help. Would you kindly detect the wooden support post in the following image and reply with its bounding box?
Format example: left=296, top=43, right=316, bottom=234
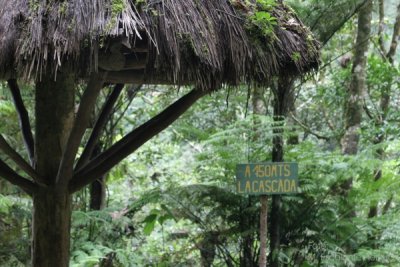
left=259, top=195, right=269, bottom=267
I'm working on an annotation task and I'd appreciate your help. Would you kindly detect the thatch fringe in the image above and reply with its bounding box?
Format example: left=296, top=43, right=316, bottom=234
left=0, top=0, right=319, bottom=88
left=0, top=0, right=144, bottom=78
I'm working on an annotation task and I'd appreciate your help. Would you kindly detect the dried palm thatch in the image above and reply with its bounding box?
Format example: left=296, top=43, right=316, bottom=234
left=0, top=0, right=319, bottom=88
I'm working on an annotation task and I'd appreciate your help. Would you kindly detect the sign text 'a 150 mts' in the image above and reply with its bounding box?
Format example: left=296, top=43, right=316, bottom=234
left=236, top=162, right=298, bottom=195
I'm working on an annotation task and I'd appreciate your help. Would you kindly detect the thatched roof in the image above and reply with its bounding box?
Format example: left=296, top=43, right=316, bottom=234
left=0, top=0, right=319, bottom=88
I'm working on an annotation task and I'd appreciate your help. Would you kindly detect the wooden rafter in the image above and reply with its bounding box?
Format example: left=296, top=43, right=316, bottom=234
left=0, top=134, right=39, bottom=181
left=56, top=72, right=107, bottom=185
left=0, top=158, right=37, bottom=195
left=75, top=84, right=124, bottom=170
left=7, top=79, right=35, bottom=165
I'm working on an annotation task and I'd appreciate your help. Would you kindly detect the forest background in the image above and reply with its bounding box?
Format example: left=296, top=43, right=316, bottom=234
left=0, top=0, right=400, bottom=266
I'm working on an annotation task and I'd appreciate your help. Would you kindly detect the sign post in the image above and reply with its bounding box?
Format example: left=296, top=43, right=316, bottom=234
left=236, top=162, right=298, bottom=266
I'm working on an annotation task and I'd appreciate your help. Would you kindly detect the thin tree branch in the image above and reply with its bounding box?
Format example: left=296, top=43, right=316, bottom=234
left=75, top=84, right=124, bottom=170
left=363, top=101, right=374, bottom=120
left=105, top=70, right=191, bottom=85
left=317, top=0, right=369, bottom=45
left=371, top=39, right=389, bottom=61
left=382, top=195, right=393, bottom=215
left=321, top=108, right=336, bottom=133
left=56, top=72, right=107, bottom=185
left=7, top=79, right=35, bottom=165
left=99, top=85, right=140, bottom=154
left=290, top=112, right=330, bottom=141
left=69, top=88, right=207, bottom=193
left=0, top=158, right=37, bottom=195
left=0, top=134, right=40, bottom=182
left=109, top=85, right=142, bottom=132
left=310, top=1, right=335, bottom=34
left=366, top=87, right=381, bottom=120
left=171, top=129, right=202, bottom=153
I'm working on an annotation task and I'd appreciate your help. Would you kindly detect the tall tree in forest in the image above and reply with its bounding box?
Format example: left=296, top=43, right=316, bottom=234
left=252, top=86, right=268, bottom=267
left=340, top=0, right=372, bottom=204
left=367, top=1, right=400, bottom=218
left=268, top=77, right=295, bottom=267
left=0, top=0, right=319, bottom=266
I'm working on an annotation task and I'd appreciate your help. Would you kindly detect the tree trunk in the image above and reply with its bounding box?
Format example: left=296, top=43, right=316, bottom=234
left=90, top=144, right=106, bottom=210
left=32, top=188, right=72, bottom=267
left=240, top=197, right=257, bottom=267
left=368, top=1, right=400, bottom=218
left=341, top=0, right=372, bottom=156
left=340, top=0, right=372, bottom=215
left=32, top=68, right=76, bottom=267
left=90, top=177, right=106, bottom=210
left=287, top=92, right=299, bottom=146
left=259, top=195, right=268, bottom=267
left=269, top=77, right=294, bottom=267
left=199, top=232, right=217, bottom=267
left=252, top=86, right=268, bottom=267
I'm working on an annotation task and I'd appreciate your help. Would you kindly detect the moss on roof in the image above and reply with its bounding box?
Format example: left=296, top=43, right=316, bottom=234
left=0, top=0, right=319, bottom=88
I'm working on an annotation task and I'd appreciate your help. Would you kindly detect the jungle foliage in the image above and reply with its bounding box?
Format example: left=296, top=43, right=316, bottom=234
left=1, top=0, right=400, bottom=266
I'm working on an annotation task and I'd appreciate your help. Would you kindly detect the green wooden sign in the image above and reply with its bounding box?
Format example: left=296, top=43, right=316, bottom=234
left=236, top=162, right=298, bottom=195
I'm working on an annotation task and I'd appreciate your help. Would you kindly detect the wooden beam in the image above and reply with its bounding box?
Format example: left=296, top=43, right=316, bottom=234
left=105, top=70, right=190, bottom=85
left=0, top=134, right=40, bottom=182
left=105, top=70, right=145, bottom=84
left=7, top=79, right=35, bottom=165
left=56, top=72, right=107, bottom=185
left=124, top=53, right=147, bottom=70
left=98, top=51, right=147, bottom=71
left=75, top=84, right=124, bottom=170
left=0, top=158, right=37, bottom=195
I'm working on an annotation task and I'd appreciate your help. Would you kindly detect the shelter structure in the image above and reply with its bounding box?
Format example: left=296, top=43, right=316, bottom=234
left=0, top=0, right=319, bottom=266
left=0, top=0, right=319, bottom=85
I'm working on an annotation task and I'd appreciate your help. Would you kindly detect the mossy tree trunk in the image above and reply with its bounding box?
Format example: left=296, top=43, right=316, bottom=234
left=340, top=0, right=372, bottom=217
left=368, top=1, right=400, bottom=219
left=252, top=86, right=268, bottom=267
left=32, top=69, right=76, bottom=267
left=32, top=188, right=72, bottom=267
